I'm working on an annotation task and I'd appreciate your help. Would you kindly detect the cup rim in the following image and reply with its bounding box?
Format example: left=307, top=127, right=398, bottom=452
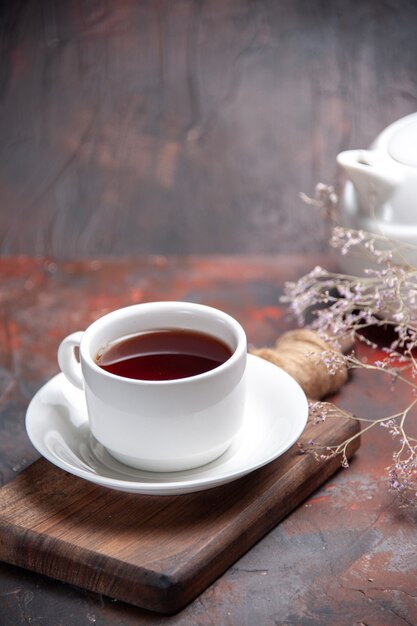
left=79, top=301, right=247, bottom=386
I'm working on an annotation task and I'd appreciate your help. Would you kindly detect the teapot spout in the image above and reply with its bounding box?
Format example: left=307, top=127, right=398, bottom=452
left=337, top=149, right=403, bottom=219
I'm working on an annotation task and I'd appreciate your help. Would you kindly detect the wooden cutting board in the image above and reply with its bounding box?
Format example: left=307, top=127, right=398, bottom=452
left=0, top=415, right=360, bottom=614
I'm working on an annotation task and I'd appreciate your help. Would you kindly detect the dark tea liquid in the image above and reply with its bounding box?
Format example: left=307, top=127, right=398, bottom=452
left=96, top=329, right=233, bottom=381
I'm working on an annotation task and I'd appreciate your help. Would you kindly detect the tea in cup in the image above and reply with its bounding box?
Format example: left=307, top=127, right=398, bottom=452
left=58, top=302, right=247, bottom=472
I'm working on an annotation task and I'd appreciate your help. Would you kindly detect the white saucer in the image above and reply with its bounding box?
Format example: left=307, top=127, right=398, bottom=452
left=25, top=354, right=308, bottom=496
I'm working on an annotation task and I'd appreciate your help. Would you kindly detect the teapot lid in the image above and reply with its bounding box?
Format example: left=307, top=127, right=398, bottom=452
left=388, top=117, right=417, bottom=167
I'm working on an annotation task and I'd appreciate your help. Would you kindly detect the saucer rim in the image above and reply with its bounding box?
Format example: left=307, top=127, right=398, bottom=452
left=25, top=354, right=308, bottom=494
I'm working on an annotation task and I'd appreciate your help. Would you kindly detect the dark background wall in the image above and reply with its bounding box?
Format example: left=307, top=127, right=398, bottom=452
left=1, top=0, right=417, bottom=258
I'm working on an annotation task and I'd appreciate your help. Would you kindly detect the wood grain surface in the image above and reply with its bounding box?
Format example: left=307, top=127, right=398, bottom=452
left=0, top=415, right=360, bottom=614
left=1, top=0, right=417, bottom=258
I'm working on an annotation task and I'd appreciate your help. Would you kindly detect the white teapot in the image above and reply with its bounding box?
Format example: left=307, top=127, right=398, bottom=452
left=337, top=112, right=417, bottom=268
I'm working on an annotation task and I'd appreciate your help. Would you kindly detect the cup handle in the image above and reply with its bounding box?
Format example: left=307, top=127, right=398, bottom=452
left=57, top=331, right=84, bottom=390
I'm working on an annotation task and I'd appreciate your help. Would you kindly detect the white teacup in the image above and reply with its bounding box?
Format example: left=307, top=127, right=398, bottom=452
left=58, top=302, right=247, bottom=472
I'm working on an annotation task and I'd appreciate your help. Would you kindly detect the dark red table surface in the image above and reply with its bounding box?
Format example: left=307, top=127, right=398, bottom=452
left=0, top=254, right=416, bottom=626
